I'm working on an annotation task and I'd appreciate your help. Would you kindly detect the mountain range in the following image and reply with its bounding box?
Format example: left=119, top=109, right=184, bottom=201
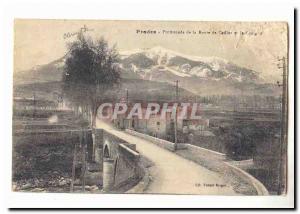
left=14, top=46, right=280, bottom=96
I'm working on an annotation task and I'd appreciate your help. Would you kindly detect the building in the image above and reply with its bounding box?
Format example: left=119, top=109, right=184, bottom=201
left=13, top=97, right=58, bottom=110
left=113, top=102, right=210, bottom=140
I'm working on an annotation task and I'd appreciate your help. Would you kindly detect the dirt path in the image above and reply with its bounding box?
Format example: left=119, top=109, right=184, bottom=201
left=97, top=120, right=238, bottom=195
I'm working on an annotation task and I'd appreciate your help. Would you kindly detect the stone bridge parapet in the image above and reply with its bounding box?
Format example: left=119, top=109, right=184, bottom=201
left=93, top=129, right=146, bottom=192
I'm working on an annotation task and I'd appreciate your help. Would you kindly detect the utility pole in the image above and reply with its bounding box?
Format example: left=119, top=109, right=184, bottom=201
left=33, top=92, right=36, bottom=118
left=81, top=131, right=87, bottom=192
left=174, top=80, right=179, bottom=151
left=70, top=142, right=77, bottom=193
left=126, top=89, right=129, bottom=129
left=276, top=56, right=288, bottom=195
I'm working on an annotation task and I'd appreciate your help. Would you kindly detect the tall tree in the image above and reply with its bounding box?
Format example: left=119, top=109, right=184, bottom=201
left=63, top=32, right=120, bottom=127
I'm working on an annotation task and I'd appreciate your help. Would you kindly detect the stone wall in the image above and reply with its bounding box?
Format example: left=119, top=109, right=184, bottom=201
left=184, top=144, right=226, bottom=161
left=125, top=129, right=186, bottom=151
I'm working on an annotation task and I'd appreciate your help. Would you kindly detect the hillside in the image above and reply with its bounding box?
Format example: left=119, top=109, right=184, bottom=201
left=13, top=78, right=197, bottom=103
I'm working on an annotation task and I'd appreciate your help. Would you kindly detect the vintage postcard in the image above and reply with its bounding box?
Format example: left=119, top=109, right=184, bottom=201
left=13, top=19, right=289, bottom=197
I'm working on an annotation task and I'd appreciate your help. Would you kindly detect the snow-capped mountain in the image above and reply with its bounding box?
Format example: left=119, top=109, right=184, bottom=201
left=117, top=46, right=281, bottom=95
left=119, top=46, right=261, bottom=83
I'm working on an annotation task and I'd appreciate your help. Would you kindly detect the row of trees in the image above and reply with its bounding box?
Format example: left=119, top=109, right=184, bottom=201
left=217, top=122, right=280, bottom=160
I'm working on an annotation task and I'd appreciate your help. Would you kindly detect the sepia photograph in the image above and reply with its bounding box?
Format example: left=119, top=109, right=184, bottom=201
left=12, top=19, right=289, bottom=197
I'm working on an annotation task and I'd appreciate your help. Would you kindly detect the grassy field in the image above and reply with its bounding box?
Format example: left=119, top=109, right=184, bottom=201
left=12, top=133, right=77, bottom=192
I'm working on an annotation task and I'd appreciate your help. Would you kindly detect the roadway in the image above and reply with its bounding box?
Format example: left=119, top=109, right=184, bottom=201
left=97, top=120, right=238, bottom=195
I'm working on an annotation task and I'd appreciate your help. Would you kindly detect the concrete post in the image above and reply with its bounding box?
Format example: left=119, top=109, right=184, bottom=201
left=94, top=147, right=103, bottom=169
left=103, top=158, right=115, bottom=192
left=86, top=130, right=93, bottom=162
left=93, top=129, right=103, bottom=164
left=94, top=129, right=104, bottom=146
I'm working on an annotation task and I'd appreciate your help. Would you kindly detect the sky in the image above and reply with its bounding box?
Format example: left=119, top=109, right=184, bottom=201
left=14, top=19, right=288, bottom=83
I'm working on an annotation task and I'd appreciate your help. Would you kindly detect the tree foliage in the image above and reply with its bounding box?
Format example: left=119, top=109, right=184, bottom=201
left=62, top=32, right=121, bottom=127
left=219, top=122, right=280, bottom=161
left=64, top=33, right=120, bottom=85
